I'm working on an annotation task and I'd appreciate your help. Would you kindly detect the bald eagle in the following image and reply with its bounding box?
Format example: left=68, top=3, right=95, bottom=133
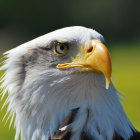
left=0, top=26, right=139, bottom=140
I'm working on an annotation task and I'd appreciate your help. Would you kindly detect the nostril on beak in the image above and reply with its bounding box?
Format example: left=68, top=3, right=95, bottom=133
left=87, top=46, right=93, bottom=53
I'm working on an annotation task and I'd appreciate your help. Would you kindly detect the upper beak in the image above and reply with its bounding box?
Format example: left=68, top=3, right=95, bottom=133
left=56, top=40, right=112, bottom=89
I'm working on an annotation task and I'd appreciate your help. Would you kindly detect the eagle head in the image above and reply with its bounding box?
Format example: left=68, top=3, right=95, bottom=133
left=0, top=26, right=136, bottom=140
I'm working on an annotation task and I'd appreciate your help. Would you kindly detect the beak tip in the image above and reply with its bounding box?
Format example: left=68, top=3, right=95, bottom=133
left=106, top=84, right=109, bottom=90
left=105, top=78, right=110, bottom=89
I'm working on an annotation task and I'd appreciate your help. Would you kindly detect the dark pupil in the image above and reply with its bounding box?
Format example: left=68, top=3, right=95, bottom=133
left=60, top=44, right=65, bottom=51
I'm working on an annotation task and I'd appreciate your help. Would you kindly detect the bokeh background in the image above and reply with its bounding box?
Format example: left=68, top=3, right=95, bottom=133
left=0, top=0, right=140, bottom=139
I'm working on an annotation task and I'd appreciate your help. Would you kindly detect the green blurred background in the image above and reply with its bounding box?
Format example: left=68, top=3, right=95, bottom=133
left=0, top=0, right=140, bottom=139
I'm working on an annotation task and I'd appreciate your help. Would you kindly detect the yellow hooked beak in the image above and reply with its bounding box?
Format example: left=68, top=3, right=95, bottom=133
left=56, top=40, right=112, bottom=89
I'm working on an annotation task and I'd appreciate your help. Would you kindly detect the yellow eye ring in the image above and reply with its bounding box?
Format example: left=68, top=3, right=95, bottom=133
left=54, top=42, right=69, bottom=56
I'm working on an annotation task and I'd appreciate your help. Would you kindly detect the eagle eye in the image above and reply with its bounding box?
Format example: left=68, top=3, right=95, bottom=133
left=54, top=42, right=69, bottom=56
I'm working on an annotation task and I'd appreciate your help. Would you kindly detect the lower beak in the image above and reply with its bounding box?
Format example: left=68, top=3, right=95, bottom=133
left=56, top=40, right=112, bottom=89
